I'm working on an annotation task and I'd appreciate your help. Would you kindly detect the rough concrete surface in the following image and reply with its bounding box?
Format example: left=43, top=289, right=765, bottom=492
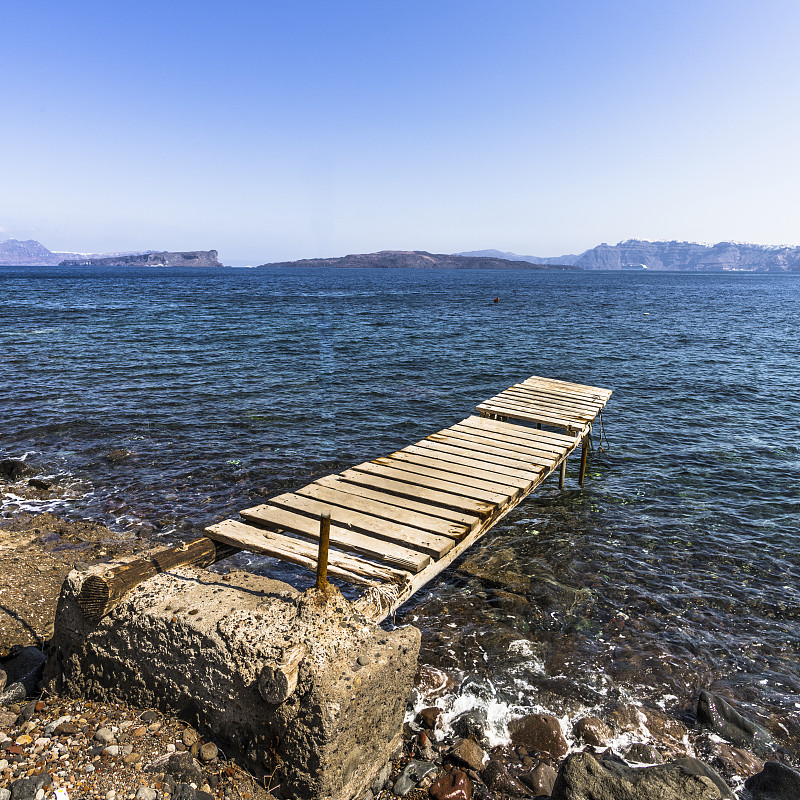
left=44, top=565, right=420, bottom=800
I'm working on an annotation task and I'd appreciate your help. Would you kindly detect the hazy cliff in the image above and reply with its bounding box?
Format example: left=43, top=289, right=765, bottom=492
left=59, top=250, right=223, bottom=267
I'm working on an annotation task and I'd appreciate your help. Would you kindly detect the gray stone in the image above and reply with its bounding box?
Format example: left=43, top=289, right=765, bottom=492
left=392, top=760, right=437, bottom=796
left=43, top=716, right=70, bottom=737
left=0, top=788, right=10, bottom=800
left=744, top=761, right=800, bottom=799
left=134, top=788, right=157, bottom=800
left=371, top=762, right=391, bottom=794
left=0, top=669, right=6, bottom=693
left=45, top=566, right=420, bottom=800
left=0, top=648, right=45, bottom=706
left=625, top=743, right=664, bottom=764
left=481, top=759, right=527, bottom=795
left=173, top=786, right=196, bottom=800
left=696, top=691, right=776, bottom=756
left=0, top=459, right=35, bottom=481
left=199, top=741, right=218, bottom=762
left=9, top=774, right=48, bottom=800
left=520, top=762, right=557, bottom=796
left=551, top=752, right=733, bottom=800
left=452, top=709, right=488, bottom=743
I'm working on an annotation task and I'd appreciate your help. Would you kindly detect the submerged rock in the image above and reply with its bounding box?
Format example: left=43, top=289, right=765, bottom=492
left=696, top=691, right=776, bottom=756
left=744, top=761, right=800, bottom=800
left=481, top=758, right=527, bottom=796
left=520, top=761, right=558, bottom=795
left=573, top=716, right=612, bottom=747
left=551, top=752, right=733, bottom=800
left=0, top=459, right=35, bottom=481
left=392, top=759, right=436, bottom=796
left=509, top=713, right=568, bottom=760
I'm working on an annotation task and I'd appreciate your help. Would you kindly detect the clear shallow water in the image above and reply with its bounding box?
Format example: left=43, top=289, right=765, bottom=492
left=1, top=266, right=799, bottom=749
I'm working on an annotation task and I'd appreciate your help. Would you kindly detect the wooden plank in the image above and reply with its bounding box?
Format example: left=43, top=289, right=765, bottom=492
left=403, top=441, right=541, bottom=483
left=335, top=468, right=496, bottom=518
left=503, top=385, right=605, bottom=414
left=461, top=414, right=579, bottom=447
left=522, top=373, right=612, bottom=395
left=511, top=381, right=608, bottom=408
left=427, top=430, right=556, bottom=469
left=448, top=423, right=568, bottom=459
left=206, top=519, right=411, bottom=587
left=239, top=504, right=431, bottom=573
left=314, top=474, right=483, bottom=530
left=521, top=376, right=612, bottom=401
left=300, top=479, right=477, bottom=535
left=477, top=400, right=582, bottom=430
left=354, top=460, right=511, bottom=506
left=266, top=490, right=458, bottom=557
left=380, top=452, right=529, bottom=494
left=483, top=394, right=594, bottom=423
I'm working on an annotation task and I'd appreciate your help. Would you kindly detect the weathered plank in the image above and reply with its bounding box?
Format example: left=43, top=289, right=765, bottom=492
left=477, top=400, right=581, bottom=430
left=426, top=431, right=554, bottom=469
left=503, top=385, right=604, bottom=414
left=402, top=441, right=541, bottom=484
left=460, top=414, right=579, bottom=447
left=206, top=519, right=411, bottom=586
left=350, top=460, right=510, bottom=506
left=335, top=467, right=496, bottom=518
left=239, top=505, right=432, bottom=573
left=480, top=394, right=594, bottom=424
left=313, top=474, right=483, bottom=530
left=264, top=491, right=458, bottom=557
left=521, top=376, right=612, bottom=401
left=379, top=452, right=528, bottom=494
left=448, top=423, right=568, bottom=459
left=297, top=480, right=473, bottom=538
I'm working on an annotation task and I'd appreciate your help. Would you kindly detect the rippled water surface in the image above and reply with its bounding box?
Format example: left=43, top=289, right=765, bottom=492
left=1, top=266, right=798, bottom=746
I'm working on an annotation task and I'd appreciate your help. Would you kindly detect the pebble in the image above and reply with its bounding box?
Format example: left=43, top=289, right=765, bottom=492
left=134, top=788, right=156, bottom=800
left=94, top=727, right=115, bottom=745
left=199, top=742, right=218, bottom=763
left=182, top=728, right=199, bottom=747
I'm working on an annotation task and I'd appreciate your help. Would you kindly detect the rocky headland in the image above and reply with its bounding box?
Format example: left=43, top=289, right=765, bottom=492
left=257, top=251, right=578, bottom=271
left=59, top=251, right=223, bottom=268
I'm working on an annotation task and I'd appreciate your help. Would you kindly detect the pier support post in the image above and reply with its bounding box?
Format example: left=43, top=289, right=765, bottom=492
left=559, top=458, right=566, bottom=490
left=316, top=511, right=331, bottom=591
left=579, top=434, right=590, bottom=488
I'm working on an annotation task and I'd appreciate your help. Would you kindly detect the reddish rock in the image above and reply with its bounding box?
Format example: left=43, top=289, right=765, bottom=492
left=642, top=708, right=688, bottom=747
left=450, top=738, right=486, bottom=771
left=509, top=713, right=568, bottom=760
left=429, top=768, right=472, bottom=800
left=714, top=743, right=764, bottom=778
left=417, top=706, right=443, bottom=730
left=573, top=716, right=612, bottom=747
left=481, top=759, right=527, bottom=796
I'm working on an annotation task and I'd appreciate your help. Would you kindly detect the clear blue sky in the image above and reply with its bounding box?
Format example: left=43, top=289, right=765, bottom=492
left=3, top=0, right=800, bottom=264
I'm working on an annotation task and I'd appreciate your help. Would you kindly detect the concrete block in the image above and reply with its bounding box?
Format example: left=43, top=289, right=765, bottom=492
left=44, top=566, right=420, bottom=800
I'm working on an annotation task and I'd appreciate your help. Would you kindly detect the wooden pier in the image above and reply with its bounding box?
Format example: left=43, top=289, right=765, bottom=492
left=205, top=375, right=611, bottom=622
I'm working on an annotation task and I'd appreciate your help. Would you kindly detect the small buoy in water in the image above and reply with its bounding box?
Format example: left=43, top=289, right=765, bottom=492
left=494, top=297, right=499, bottom=303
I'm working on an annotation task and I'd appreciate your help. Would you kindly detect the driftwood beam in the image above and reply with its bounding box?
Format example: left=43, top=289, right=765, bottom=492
left=258, top=644, right=307, bottom=704
left=77, top=536, right=239, bottom=621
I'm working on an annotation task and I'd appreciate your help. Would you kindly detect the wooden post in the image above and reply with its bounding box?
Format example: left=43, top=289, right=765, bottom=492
left=77, top=537, right=239, bottom=621
left=315, top=511, right=331, bottom=590
left=559, top=458, right=566, bottom=490
left=579, top=434, right=590, bottom=487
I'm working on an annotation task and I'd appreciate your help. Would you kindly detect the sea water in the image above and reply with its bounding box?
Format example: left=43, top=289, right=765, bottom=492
left=1, top=265, right=798, bottom=751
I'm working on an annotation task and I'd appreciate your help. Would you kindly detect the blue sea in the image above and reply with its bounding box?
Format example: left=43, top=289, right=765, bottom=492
left=1, top=265, right=798, bottom=752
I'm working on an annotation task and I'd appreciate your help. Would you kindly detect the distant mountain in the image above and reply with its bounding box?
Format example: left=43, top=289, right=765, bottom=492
left=456, top=248, right=581, bottom=266
left=0, top=239, right=64, bottom=266
left=458, top=241, right=800, bottom=271
left=0, top=238, right=153, bottom=266
left=258, top=250, right=579, bottom=270
left=60, top=250, right=223, bottom=267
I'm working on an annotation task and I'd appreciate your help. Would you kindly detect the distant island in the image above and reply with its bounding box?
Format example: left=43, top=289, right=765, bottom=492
left=0, top=239, right=223, bottom=267
left=257, top=250, right=578, bottom=270
left=59, top=250, right=223, bottom=267
left=458, top=240, right=800, bottom=271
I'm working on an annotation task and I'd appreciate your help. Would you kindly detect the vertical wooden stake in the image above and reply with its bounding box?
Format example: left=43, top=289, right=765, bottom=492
left=559, top=458, right=566, bottom=490
left=316, top=511, right=331, bottom=590
left=579, top=434, right=590, bottom=488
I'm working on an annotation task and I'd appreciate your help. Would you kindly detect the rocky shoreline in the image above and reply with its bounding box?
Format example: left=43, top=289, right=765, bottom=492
left=2, top=461, right=799, bottom=800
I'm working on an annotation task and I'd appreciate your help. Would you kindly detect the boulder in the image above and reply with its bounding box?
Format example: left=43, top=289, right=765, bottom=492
left=625, top=743, right=663, bottom=765
left=481, top=759, right=527, bottom=796
left=0, top=459, right=34, bottom=482
left=573, top=716, right=612, bottom=747
left=520, top=761, right=558, bottom=795
left=744, top=761, right=800, bottom=800
left=429, top=769, right=472, bottom=800
left=551, top=752, right=733, bottom=800
left=44, top=566, right=419, bottom=800
left=696, top=691, right=775, bottom=756
left=509, top=713, right=568, bottom=759
left=449, top=738, right=486, bottom=772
